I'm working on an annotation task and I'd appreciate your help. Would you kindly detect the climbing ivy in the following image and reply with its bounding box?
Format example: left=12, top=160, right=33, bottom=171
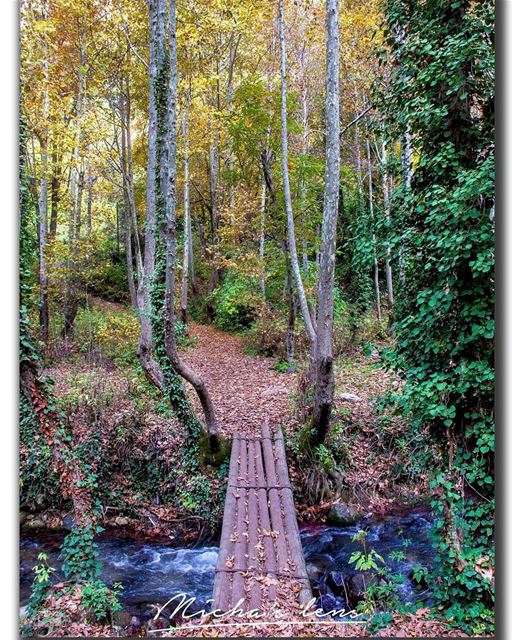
left=375, top=0, right=494, bottom=633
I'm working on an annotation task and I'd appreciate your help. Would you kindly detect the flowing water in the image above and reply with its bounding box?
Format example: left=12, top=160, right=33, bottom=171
left=20, top=506, right=433, bottom=621
left=301, top=505, right=434, bottom=615
left=20, top=531, right=218, bottom=619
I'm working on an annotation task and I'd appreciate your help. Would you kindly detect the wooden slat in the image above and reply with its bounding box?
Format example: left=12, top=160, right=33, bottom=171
left=274, top=428, right=313, bottom=605
left=212, top=435, right=240, bottom=610
left=261, top=424, right=289, bottom=574
left=247, top=440, right=259, bottom=571
left=255, top=438, right=277, bottom=602
left=231, top=438, right=248, bottom=606
left=247, top=440, right=262, bottom=610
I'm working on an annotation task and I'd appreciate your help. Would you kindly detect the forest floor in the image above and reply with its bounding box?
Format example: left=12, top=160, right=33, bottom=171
left=183, top=322, right=297, bottom=436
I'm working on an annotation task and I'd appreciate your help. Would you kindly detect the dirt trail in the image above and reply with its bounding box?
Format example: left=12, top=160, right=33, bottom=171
left=181, top=323, right=297, bottom=436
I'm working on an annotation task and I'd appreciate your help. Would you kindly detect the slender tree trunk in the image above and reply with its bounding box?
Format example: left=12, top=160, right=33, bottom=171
left=120, top=96, right=138, bottom=309
left=38, top=23, right=50, bottom=346
left=124, top=74, right=143, bottom=279
left=283, top=244, right=295, bottom=363
left=197, top=215, right=206, bottom=258
left=365, top=133, right=382, bottom=322
left=116, top=202, right=121, bottom=261
left=300, top=79, right=309, bottom=276
left=181, top=104, right=191, bottom=324
left=86, top=174, right=95, bottom=238
left=226, top=35, right=239, bottom=209
left=381, top=135, right=394, bottom=307
left=187, top=207, right=196, bottom=294
left=311, top=0, right=340, bottom=445
left=38, top=155, right=49, bottom=347
left=161, top=0, right=219, bottom=444
left=75, top=166, right=84, bottom=240
left=137, top=0, right=163, bottom=390
left=63, top=29, right=86, bottom=337
left=278, top=0, right=316, bottom=344
left=124, top=204, right=137, bottom=308
left=206, top=135, right=219, bottom=320
left=49, top=141, right=60, bottom=239
left=259, top=175, right=267, bottom=301
left=399, top=127, right=413, bottom=285
left=355, top=91, right=382, bottom=322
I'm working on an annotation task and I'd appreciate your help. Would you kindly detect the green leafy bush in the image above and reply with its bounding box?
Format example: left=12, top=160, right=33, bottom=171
left=71, top=306, right=140, bottom=365
left=243, top=309, right=309, bottom=359
left=376, top=0, right=494, bottom=633
left=243, top=292, right=353, bottom=360
left=209, top=272, right=260, bottom=331
left=61, top=523, right=103, bottom=582
left=83, top=261, right=130, bottom=304
left=20, top=390, right=61, bottom=510
left=26, top=553, right=55, bottom=618
left=80, top=579, right=122, bottom=623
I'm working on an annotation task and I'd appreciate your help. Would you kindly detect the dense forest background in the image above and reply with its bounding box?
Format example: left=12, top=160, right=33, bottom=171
left=19, top=0, right=494, bottom=637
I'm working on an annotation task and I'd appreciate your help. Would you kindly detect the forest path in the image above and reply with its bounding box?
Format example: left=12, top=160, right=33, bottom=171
left=181, top=323, right=297, bottom=437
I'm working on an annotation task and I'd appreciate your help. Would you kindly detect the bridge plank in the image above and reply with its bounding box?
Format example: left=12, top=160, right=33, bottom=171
left=255, top=438, right=277, bottom=603
left=261, top=423, right=288, bottom=574
left=232, top=438, right=248, bottom=606
left=275, top=427, right=312, bottom=605
left=247, top=439, right=262, bottom=610
left=212, top=435, right=240, bottom=611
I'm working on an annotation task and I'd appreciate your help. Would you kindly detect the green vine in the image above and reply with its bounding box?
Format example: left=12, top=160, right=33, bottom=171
left=375, top=0, right=494, bottom=633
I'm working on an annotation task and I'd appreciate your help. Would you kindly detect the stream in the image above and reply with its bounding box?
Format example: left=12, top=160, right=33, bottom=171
left=20, top=506, right=433, bottom=623
left=301, top=505, right=434, bottom=615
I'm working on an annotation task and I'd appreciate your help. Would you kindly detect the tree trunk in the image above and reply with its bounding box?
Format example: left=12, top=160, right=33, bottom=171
left=124, top=203, right=137, bottom=309
left=355, top=96, right=381, bottom=322
left=144, top=0, right=219, bottom=445
left=123, top=74, right=144, bottom=280
left=137, top=0, right=163, bottom=390
left=63, top=29, right=86, bottom=337
left=187, top=205, right=196, bottom=294
left=283, top=243, right=295, bottom=363
left=49, top=141, right=61, bottom=239
left=311, top=0, right=340, bottom=445
left=300, top=76, right=309, bottom=276
left=162, top=0, right=219, bottom=444
left=399, top=127, right=413, bottom=285
left=206, top=136, right=219, bottom=321
left=85, top=174, right=96, bottom=238
left=381, top=135, right=394, bottom=307
left=366, top=133, right=382, bottom=322
left=226, top=35, right=239, bottom=209
left=38, top=34, right=50, bottom=346
left=75, top=166, right=84, bottom=240
left=278, top=0, right=316, bottom=344
left=120, top=96, right=138, bottom=309
left=181, top=104, right=191, bottom=324
left=259, top=174, right=266, bottom=301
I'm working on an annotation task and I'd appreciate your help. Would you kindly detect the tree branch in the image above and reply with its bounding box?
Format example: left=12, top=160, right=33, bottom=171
left=340, top=104, right=373, bottom=138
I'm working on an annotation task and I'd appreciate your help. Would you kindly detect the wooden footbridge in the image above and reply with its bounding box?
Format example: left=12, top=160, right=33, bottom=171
left=212, top=422, right=312, bottom=612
